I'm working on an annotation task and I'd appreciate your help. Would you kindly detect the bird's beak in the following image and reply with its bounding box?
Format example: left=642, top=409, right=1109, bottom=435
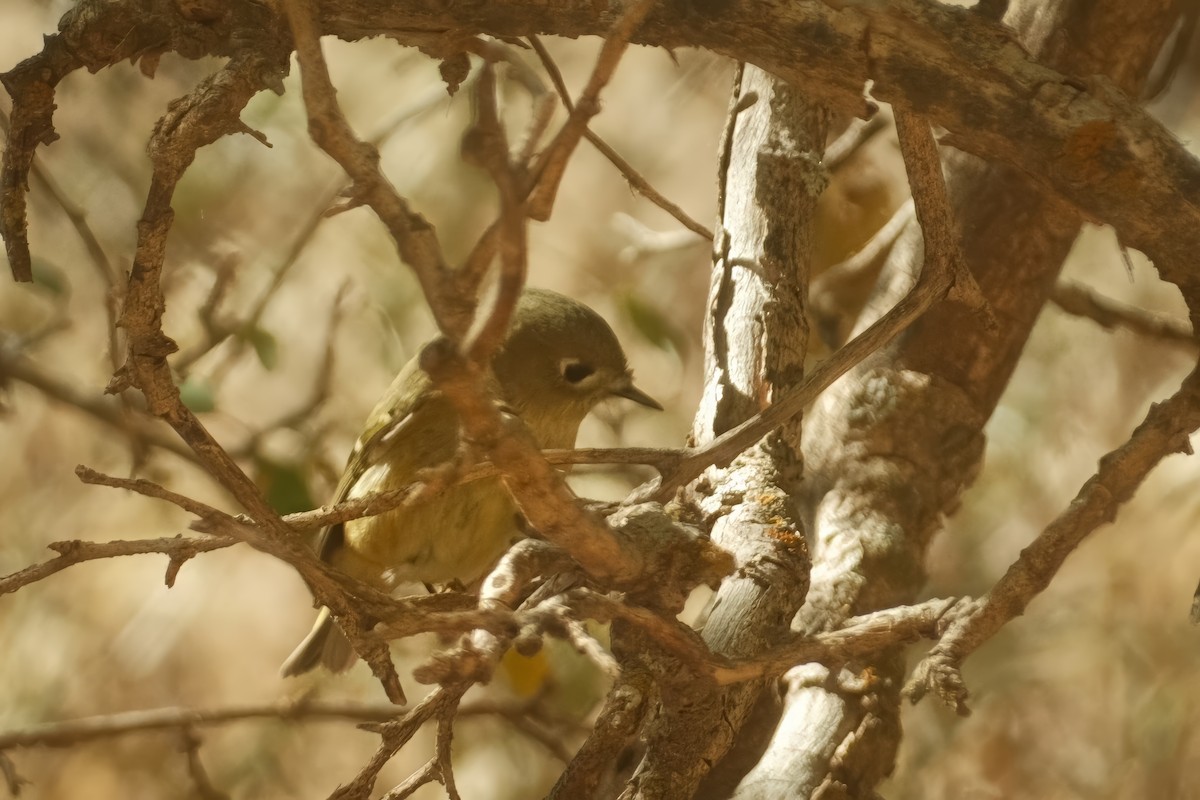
left=611, top=376, right=663, bottom=410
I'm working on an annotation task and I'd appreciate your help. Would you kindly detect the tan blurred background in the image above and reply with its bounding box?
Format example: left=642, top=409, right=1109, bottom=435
left=2, top=1, right=1199, bottom=797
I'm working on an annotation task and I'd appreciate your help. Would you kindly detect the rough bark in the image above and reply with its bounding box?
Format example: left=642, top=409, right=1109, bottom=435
left=614, top=66, right=824, bottom=799
left=732, top=1, right=1183, bottom=797
left=5, top=0, right=1200, bottom=306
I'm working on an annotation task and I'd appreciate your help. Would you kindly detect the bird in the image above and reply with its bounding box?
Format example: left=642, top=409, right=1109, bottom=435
left=281, top=287, right=661, bottom=676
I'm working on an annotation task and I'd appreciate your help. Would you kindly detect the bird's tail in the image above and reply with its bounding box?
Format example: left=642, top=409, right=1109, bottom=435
left=279, top=607, right=356, bottom=677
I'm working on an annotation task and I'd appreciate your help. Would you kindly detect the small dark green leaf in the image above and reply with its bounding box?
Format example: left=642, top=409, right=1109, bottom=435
left=255, top=458, right=314, bottom=516
left=621, top=293, right=686, bottom=355
left=243, top=326, right=279, bottom=371
left=30, top=258, right=70, bottom=297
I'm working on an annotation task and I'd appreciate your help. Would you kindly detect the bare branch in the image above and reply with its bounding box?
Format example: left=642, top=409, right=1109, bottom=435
left=714, top=598, right=962, bottom=685
left=336, top=685, right=469, bottom=800
left=1051, top=279, right=1197, bottom=350
left=893, top=111, right=990, bottom=316
left=0, top=535, right=236, bottom=597
left=824, top=112, right=889, bottom=172
left=0, top=343, right=200, bottom=464
left=178, top=729, right=231, bottom=800
left=810, top=199, right=916, bottom=345
left=639, top=214, right=958, bottom=503
left=433, top=701, right=462, bottom=800
left=460, top=62, right=527, bottom=366
left=549, top=669, right=653, bottom=800
left=0, top=108, right=120, bottom=362
left=174, top=75, right=472, bottom=375
left=527, top=35, right=713, bottom=241
left=231, top=281, right=351, bottom=455
left=379, top=759, right=438, bottom=800
left=279, top=0, right=468, bottom=339
left=525, top=0, right=661, bottom=221
left=0, top=696, right=576, bottom=750
left=907, top=367, right=1200, bottom=714
left=75, top=466, right=234, bottom=522
left=0, top=752, right=26, bottom=797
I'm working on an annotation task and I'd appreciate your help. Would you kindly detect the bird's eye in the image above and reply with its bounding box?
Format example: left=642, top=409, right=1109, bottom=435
left=561, top=360, right=595, bottom=384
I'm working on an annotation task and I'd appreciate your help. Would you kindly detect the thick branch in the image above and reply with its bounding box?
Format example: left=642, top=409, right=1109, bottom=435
left=749, top=1, right=1184, bottom=796
left=7, top=0, right=1200, bottom=310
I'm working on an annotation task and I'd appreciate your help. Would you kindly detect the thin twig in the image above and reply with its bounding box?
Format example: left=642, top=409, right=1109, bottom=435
left=527, top=35, right=713, bottom=240
left=906, top=367, right=1200, bottom=714
left=525, top=0, right=661, bottom=221
left=231, top=281, right=351, bottom=457
left=0, top=343, right=200, bottom=464
left=434, top=700, right=462, bottom=800
left=0, top=108, right=121, bottom=366
left=0, top=696, right=570, bottom=750
left=810, top=199, right=915, bottom=310
left=0, top=752, right=26, bottom=797
left=174, top=75, right=469, bottom=376
left=1051, top=279, right=1196, bottom=350
left=178, top=728, right=231, bottom=800
left=823, top=112, right=889, bottom=172
left=380, top=759, right=438, bottom=800
left=636, top=238, right=957, bottom=502
left=462, top=38, right=556, bottom=168
left=337, top=685, right=469, bottom=800
left=713, top=598, right=961, bottom=685
left=281, top=0, right=468, bottom=340
left=461, top=62, right=527, bottom=366
left=0, top=535, right=236, bottom=597
left=632, top=115, right=991, bottom=504
left=75, top=466, right=236, bottom=522
left=893, top=111, right=990, bottom=315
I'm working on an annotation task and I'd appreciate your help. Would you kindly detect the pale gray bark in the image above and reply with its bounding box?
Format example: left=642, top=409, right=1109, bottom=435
left=732, top=1, right=1183, bottom=797
left=616, top=66, right=825, bottom=799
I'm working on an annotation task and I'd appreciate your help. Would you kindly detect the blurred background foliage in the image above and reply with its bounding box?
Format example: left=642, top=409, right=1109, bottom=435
left=2, top=1, right=1199, bottom=797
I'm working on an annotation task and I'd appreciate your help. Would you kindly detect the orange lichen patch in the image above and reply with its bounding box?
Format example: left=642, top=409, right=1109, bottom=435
left=1058, top=119, right=1142, bottom=194
left=765, top=524, right=808, bottom=556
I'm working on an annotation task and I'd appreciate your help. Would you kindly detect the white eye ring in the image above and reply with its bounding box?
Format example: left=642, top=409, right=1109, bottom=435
left=560, top=358, right=596, bottom=384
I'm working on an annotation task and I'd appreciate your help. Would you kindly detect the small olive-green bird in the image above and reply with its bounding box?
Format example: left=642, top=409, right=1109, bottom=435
left=281, top=288, right=661, bottom=676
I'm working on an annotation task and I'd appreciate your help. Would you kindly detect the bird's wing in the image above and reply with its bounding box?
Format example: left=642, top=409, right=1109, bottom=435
left=315, top=357, right=438, bottom=563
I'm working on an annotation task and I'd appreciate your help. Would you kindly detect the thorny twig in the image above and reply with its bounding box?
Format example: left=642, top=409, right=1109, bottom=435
left=336, top=685, right=468, bottom=800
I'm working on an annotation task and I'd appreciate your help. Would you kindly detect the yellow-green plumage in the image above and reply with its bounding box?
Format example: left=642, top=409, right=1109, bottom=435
left=280, top=288, right=660, bottom=676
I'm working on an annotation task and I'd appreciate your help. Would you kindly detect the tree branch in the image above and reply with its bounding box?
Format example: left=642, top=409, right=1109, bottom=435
left=1051, top=278, right=1197, bottom=350
left=527, top=35, right=713, bottom=241
left=907, top=366, right=1200, bottom=713
left=0, top=535, right=236, bottom=597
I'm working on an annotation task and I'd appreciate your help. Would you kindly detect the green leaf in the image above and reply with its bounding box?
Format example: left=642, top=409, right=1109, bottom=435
left=30, top=258, right=70, bottom=297
left=178, top=377, right=216, bottom=413
left=243, top=326, right=279, bottom=371
left=620, top=292, right=686, bottom=355
left=255, top=458, right=314, bottom=516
